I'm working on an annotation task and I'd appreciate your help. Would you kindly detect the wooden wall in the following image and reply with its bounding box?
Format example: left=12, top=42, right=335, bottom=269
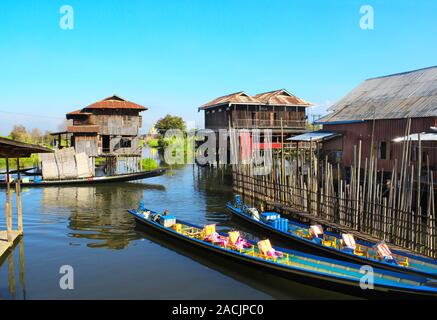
left=204, top=104, right=306, bottom=130
left=74, top=135, right=99, bottom=157
left=110, top=136, right=139, bottom=155
left=323, top=117, right=437, bottom=171
left=70, top=109, right=143, bottom=156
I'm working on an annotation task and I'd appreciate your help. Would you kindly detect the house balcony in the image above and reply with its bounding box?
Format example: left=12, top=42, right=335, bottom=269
left=231, top=119, right=307, bottom=130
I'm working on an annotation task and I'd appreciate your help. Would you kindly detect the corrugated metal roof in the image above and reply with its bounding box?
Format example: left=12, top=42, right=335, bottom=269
left=393, top=132, right=437, bottom=142
left=84, top=95, right=147, bottom=111
left=66, top=109, right=92, bottom=116
left=287, top=131, right=340, bottom=142
left=199, top=91, right=260, bottom=110
left=317, top=66, right=437, bottom=124
left=254, top=89, right=313, bottom=107
left=66, top=95, right=148, bottom=119
left=199, top=89, right=313, bottom=110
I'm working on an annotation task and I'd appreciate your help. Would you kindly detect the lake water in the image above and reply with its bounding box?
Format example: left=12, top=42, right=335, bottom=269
left=0, top=155, right=356, bottom=299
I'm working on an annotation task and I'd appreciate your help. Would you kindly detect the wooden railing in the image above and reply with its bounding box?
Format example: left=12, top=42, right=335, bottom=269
left=232, top=119, right=306, bottom=129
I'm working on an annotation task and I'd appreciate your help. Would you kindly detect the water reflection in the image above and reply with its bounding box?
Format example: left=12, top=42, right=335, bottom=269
left=135, top=223, right=358, bottom=300
left=0, top=163, right=359, bottom=299
left=41, top=183, right=165, bottom=249
left=0, top=239, right=26, bottom=300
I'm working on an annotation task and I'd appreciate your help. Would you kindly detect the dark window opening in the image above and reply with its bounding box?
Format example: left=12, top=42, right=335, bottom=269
left=378, top=141, right=389, bottom=160
left=102, top=135, right=110, bottom=152
left=120, top=138, right=132, bottom=148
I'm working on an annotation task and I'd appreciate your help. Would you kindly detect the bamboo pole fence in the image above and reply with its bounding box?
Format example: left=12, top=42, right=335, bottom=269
left=230, top=120, right=437, bottom=258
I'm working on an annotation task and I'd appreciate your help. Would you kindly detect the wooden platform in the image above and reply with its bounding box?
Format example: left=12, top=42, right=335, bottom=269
left=0, top=230, right=22, bottom=260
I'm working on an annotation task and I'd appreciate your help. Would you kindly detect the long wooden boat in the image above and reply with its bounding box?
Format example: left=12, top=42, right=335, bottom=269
left=128, top=207, right=437, bottom=299
left=0, top=169, right=166, bottom=187
left=226, top=196, right=437, bottom=279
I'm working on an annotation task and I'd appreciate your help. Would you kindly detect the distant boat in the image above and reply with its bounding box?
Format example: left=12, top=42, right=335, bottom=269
left=128, top=206, right=437, bottom=299
left=0, top=169, right=165, bottom=187
left=226, top=195, right=437, bottom=279
left=0, top=166, right=41, bottom=176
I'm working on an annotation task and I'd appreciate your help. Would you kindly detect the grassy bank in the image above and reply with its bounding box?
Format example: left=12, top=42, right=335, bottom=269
left=0, top=154, right=39, bottom=170
left=142, top=158, right=159, bottom=171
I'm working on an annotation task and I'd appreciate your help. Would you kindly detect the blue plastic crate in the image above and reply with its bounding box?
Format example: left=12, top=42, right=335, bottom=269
left=261, top=212, right=280, bottom=222
left=160, top=215, right=176, bottom=227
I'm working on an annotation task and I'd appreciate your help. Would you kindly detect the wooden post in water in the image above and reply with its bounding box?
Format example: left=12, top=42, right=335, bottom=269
left=8, top=252, right=15, bottom=299
left=16, top=157, right=21, bottom=181
left=5, top=158, right=13, bottom=244
left=16, top=180, right=23, bottom=234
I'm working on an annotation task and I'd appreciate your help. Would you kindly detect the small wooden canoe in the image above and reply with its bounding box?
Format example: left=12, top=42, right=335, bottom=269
left=128, top=207, right=437, bottom=299
left=0, top=169, right=166, bottom=187
left=226, top=197, right=437, bottom=280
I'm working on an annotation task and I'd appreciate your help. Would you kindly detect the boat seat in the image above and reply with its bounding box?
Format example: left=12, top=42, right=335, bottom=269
left=202, top=224, right=228, bottom=246
left=182, top=226, right=203, bottom=238
left=310, top=225, right=324, bottom=238
left=376, top=242, right=395, bottom=263
left=397, top=256, right=409, bottom=268
left=172, top=223, right=182, bottom=233
left=228, top=231, right=251, bottom=251
left=203, top=224, right=217, bottom=239
left=322, top=236, right=337, bottom=248
left=353, top=245, right=365, bottom=256
left=257, top=239, right=284, bottom=260
left=340, top=233, right=365, bottom=256
left=296, top=229, right=313, bottom=240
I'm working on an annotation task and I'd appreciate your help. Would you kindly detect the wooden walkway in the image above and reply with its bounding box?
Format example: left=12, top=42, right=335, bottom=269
left=0, top=231, right=21, bottom=261
left=267, top=201, right=432, bottom=259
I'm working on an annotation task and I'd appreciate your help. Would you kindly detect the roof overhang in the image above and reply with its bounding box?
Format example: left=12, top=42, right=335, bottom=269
left=314, top=119, right=365, bottom=125
left=287, top=131, right=341, bottom=142
left=0, top=137, right=54, bottom=158
left=50, top=131, right=69, bottom=136
left=198, top=102, right=261, bottom=111
left=393, top=132, right=437, bottom=142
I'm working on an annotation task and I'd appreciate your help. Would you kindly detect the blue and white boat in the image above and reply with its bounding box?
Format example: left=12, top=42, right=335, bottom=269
left=128, top=205, right=437, bottom=299
left=226, top=195, right=437, bottom=279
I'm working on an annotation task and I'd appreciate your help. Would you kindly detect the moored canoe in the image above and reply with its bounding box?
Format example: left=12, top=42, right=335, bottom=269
left=128, top=207, right=437, bottom=299
left=226, top=195, right=437, bottom=279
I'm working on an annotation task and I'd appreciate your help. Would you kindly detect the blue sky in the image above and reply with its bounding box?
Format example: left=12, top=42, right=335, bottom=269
left=0, top=0, right=436, bottom=134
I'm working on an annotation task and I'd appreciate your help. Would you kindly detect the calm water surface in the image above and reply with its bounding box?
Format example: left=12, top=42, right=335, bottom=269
left=0, top=161, right=356, bottom=299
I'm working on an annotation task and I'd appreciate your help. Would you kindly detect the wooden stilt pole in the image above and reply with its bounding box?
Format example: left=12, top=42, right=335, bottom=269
left=5, top=158, right=13, bottom=244
left=17, top=180, right=23, bottom=234
left=17, top=157, right=21, bottom=182
left=8, top=252, right=15, bottom=299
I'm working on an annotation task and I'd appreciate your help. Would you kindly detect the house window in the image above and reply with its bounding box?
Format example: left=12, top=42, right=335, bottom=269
left=378, top=141, right=390, bottom=160
left=120, top=138, right=132, bottom=148
left=102, top=135, right=110, bottom=153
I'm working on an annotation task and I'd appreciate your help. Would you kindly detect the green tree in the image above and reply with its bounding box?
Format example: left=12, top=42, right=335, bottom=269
left=154, top=115, right=186, bottom=136
left=10, top=124, right=29, bottom=142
